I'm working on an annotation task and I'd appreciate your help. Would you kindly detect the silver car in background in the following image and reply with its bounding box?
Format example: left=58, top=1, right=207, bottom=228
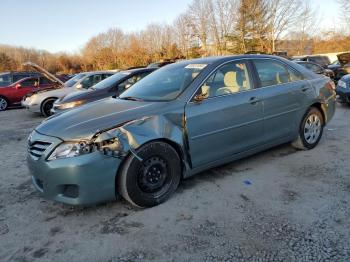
left=22, top=65, right=115, bottom=116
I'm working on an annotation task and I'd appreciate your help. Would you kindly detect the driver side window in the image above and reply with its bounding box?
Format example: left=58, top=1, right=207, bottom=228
left=196, top=61, right=252, bottom=99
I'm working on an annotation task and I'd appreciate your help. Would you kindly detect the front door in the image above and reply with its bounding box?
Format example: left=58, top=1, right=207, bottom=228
left=185, top=60, right=265, bottom=168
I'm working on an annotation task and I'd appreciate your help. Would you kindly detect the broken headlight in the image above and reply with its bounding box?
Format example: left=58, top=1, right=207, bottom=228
left=47, top=141, right=93, bottom=161
left=47, top=128, right=125, bottom=161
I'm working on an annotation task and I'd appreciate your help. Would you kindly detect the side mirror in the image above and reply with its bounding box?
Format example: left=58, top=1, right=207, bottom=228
left=15, top=83, right=21, bottom=89
left=125, top=84, right=132, bottom=89
left=76, top=83, right=83, bottom=89
left=193, top=92, right=208, bottom=103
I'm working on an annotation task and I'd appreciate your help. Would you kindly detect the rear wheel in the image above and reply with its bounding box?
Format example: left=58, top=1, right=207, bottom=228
left=292, top=107, right=324, bottom=150
left=118, top=142, right=181, bottom=208
left=41, top=98, right=56, bottom=117
left=0, top=97, right=8, bottom=111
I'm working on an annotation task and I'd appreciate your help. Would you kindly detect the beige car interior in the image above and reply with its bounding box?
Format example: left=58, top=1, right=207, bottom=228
left=199, top=63, right=251, bottom=98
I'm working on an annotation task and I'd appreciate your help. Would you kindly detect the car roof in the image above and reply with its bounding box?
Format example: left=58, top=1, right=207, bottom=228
left=122, top=68, right=156, bottom=74
left=82, top=71, right=116, bottom=75
left=174, top=54, right=289, bottom=66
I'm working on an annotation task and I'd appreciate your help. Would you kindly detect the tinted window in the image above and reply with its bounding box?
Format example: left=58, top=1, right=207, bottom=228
left=0, top=74, right=11, bottom=87
left=93, top=72, right=130, bottom=90
left=303, top=63, right=322, bottom=73
left=39, top=77, right=53, bottom=85
left=118, top=72, right=150, bottom=91
left=65, top=73, right=86, bottom=87
left=196, top=61, right=253, bottom=98
left=102, top=73, right=113, bottom=80
left=254, top=60, right=303, bottom=87
left=13, top=74, right=29, bottom=82
left=21, top=78, right=37, bottom=86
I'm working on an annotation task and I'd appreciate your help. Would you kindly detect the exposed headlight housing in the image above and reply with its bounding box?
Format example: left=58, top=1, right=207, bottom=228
left=47, top=141, right=93, bottom=161
left=47, top=128, right=125, bottom=161
left=57, top=100, right=84, bottom=110
left=338, top=80, right=347, bottom=89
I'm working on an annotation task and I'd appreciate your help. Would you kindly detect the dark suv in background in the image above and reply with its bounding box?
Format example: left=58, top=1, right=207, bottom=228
left=293, top=55, right=331, bottom=68
left=0, top=72, right=41, bottom=87
left=328, top=53, right=350, bottom=82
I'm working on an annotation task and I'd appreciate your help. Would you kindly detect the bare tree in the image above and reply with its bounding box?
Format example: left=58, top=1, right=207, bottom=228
left=267, top=0, right=301, bottom=52
left=291, top=2, right=318, bottom=55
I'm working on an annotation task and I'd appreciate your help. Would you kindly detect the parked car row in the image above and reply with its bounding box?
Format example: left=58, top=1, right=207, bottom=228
left=24, top=54, right=337, bottom=208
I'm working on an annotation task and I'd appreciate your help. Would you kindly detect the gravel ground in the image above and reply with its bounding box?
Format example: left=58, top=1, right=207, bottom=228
left=0, top=105, right=349, bottom=262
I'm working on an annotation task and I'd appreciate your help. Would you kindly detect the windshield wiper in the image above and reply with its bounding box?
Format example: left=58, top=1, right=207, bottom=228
left=119, top=96, right=144, bottom=101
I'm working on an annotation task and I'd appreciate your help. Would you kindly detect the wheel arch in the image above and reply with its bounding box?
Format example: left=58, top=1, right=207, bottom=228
left=114, top=138, right=186, bottom=198
left=40, top=97, right=58, bottom=113
left=309, top=102, right=326, bottom=124
left=0, top=95, right=10, bottom=109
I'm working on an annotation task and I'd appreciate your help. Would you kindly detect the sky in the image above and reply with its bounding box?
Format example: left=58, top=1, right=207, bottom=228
left=0, top=0, right=342, bottom=54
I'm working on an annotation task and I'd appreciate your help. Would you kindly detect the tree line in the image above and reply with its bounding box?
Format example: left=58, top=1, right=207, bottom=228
left=1, top=0, right=350, bottom=73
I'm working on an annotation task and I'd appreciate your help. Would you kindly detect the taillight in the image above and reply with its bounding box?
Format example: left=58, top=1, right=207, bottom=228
left=326, top=81, right=335, bottom=91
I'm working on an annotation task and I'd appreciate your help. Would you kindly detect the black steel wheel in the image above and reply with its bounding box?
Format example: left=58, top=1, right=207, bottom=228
left=41, top=98, right=56, bottom=117
left=118, top=141, right=181, bottom=207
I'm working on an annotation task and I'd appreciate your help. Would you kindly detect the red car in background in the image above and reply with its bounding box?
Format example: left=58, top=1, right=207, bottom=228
left=0, top=76, right=59, bottom=111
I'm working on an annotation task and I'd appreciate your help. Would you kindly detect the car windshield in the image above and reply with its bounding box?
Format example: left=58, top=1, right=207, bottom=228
left=92, top=72, right=130, bottom=90
left=0, top=74, right=11, bottom=87
left=65, top=73, right=86, bottom=87
left=119, top=63, right=207, bottom=101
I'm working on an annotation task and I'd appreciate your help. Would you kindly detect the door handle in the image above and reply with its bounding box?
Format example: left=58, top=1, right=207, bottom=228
left=249, top=97, right=260, bottom=105
left=301, top=86, right=310, bottom=92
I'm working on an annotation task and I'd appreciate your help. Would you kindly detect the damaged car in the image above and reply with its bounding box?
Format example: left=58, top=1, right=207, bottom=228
left=27, top=55, right=336, bottom=207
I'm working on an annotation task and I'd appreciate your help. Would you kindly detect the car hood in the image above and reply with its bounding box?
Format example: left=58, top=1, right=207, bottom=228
left=36, top=98, right=158, bottom=141
left=59, top=88, right=97, bottom=103
left=35, top=87, right=75, bottom=99
left=22, top=62, right=64, bottom=85
left=337, top=53, right=350, bottom=66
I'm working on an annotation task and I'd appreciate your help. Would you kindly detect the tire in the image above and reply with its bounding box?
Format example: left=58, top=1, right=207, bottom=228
left=0, top=96, right=9, bottom=111
left=292, top=107, right=324, bottom=150
left=41, top=98, right=56, bottom=117
left=118, top=141, right=181, bottom=208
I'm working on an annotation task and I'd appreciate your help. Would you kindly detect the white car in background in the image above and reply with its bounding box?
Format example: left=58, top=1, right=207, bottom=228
left=21, top=63, right=115, bottom=116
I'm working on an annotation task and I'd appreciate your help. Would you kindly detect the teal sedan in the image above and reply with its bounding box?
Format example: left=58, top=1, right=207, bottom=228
left=27, top=55, right=336, bottom=207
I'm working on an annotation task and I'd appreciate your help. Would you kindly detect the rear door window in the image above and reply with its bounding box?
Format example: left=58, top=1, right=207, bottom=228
left=253, top=60, right=303, bottom=87
left=21, top=78, right=37, bottom=87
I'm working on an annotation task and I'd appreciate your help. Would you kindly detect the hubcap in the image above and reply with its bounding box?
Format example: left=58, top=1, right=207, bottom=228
left=0, top=98, right=7, bottom=111
left=304, top=114, right=321, bottom=144
left=138, top=156, right=168, bottom=193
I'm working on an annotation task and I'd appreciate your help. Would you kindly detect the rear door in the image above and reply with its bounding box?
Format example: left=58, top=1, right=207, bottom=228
left=185, top=60, right=265, bottom=168
left=252, top=59, right=310, bottom=142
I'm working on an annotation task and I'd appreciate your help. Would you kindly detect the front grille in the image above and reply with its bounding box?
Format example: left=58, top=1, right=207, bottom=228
left=28, top=140, right=52, bottom=160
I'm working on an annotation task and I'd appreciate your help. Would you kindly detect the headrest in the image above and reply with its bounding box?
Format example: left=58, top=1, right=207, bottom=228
left=224, top=72, right=237, bottom=87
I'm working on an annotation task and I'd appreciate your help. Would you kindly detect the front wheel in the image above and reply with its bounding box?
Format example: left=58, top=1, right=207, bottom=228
left=0, top=97, right=8, bottom=111
left=292, top=107, right=324, bottom=150
left=118, top=142, right=181, bottom=208
left=41, top=98, right=56, bottom=117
